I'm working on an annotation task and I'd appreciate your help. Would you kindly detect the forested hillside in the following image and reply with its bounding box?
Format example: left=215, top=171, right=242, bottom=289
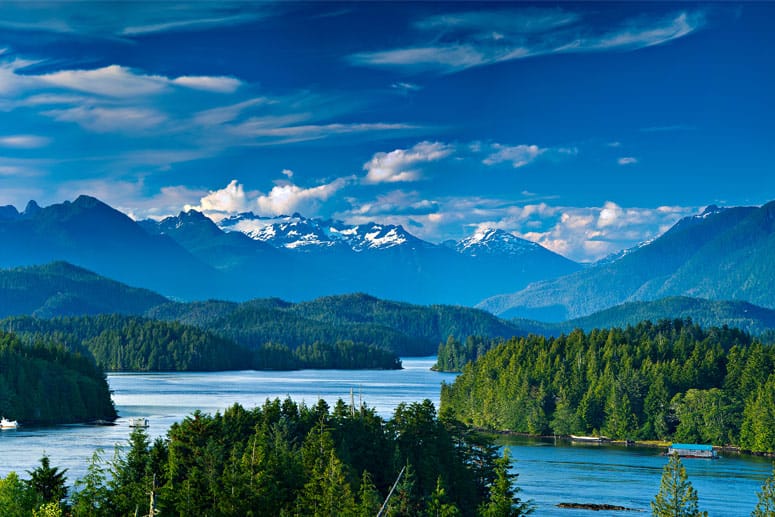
left=0, top=262, right=167, bottom=319
left=441, top=319, right=775, bottom=453
left=149, top=293, right=524, bottom=356
left=1, top=315, right=401, bottom=372
left=0, top=330, right=116, bottom=424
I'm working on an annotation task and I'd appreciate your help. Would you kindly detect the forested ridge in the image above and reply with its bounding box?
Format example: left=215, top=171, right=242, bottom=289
left=0, top=399, right=531, bottom=516
left=149, top=293, right=523, bottom=356
left=441, top=319, right=775, bottom=453
left=0, top=315, right=401, bottom=372
left=0, top=330, right=116, bottom=424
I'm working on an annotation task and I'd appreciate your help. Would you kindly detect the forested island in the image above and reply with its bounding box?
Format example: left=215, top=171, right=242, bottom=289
left=440, top=319, right=775, bottom=453
left=0, top=399, right=530, bottom=516
left=0, top=330, right=116, bottom=425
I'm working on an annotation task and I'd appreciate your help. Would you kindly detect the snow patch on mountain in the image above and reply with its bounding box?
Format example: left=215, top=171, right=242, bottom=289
left=218, top=213, right=417, bottom=251
left=456, top=228, right=540, bottom=257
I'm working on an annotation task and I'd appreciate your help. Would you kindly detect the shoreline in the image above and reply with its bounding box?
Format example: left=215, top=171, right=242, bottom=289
left=477, top=428, right=775, bottom=458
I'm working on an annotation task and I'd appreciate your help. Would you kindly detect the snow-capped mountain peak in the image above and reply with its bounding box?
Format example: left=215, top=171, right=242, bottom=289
left=218, top=213, right=421, bottom=252
left=456, top=228, right=540, bottom=257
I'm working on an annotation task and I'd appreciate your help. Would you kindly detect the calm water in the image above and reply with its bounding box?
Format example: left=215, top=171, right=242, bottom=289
left=0, top=357, right=771, bottom=516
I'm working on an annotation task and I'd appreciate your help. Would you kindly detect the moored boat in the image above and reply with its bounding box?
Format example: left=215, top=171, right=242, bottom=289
left=0, top=417, right=19, bottom=429
left=570, top=434, right=610, bottom=443
left=667, top=443, right=718, bottom=459
left=128, top=417, right=149, bottom=428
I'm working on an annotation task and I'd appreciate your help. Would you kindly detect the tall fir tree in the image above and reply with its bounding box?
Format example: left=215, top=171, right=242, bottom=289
left=651, top=454, right=707, bottom=517
left=752, top=464, right=775, bottom=517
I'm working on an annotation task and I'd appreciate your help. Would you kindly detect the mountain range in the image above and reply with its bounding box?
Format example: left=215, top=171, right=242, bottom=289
left=4, top=195, right=775, bottom=323
left=1, top=195, right=579, bottom=305
left=479, top=202, right=775, bottom=320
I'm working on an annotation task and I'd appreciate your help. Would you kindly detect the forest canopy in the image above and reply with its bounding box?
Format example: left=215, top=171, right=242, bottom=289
left=440, top=319, right=775, bottom=453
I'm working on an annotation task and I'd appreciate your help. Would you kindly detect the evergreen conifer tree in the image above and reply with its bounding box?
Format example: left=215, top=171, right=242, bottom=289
left=651, top=454, right=707, bottom=517
left=752, top=464, right=775, bottom=517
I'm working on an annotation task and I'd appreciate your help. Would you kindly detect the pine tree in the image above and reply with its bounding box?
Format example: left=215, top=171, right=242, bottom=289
left=426, top=476, right=461, bottom=517
left=752, top=464, right=775, bottom=517
left=25, top=455, right=68, bottom=507
left=357, top=470, right=383, bottom=517
left=71, top=450, right=110, bottom=517
left=651, top=454, right=707, bottom=517
left=477, top=449, right=532, bottom=517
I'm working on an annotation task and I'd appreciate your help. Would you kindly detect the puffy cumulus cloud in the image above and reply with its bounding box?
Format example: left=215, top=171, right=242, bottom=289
left=483, top=144, right=545, bottom=168
left=184, top=176, right=355, bottom=220
left=338, top=194, right=696, bottom=262
left=618, top=156, right=638, bottom=165
left=363, top=141, right=453, bottom=184
left=256, top=176, right=353, bottom=216
left=515, top=203, right=695, bottom=261
left=188, top=179, right=251, bottom=216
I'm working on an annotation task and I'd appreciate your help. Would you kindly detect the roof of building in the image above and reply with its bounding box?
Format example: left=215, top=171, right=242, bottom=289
left=669, top=443, right=714, bottom=451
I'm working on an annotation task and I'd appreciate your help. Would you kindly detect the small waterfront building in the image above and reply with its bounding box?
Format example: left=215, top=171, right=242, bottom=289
left=667, top=443, right=718, bottom=459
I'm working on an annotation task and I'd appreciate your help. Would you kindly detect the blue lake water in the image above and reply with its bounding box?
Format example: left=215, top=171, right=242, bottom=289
left=0, top=357, right=771, bottom=515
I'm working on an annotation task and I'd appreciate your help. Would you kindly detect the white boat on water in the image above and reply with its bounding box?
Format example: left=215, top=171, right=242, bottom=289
left=128, top=417, right=149, bottom=428
left=0, top=417, right=19, bottom=429
left=570, top=434, right=610, bottom=443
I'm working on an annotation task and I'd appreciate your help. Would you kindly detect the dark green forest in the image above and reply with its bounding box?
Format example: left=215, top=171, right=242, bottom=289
left=440, top=319, right=775, bottom=453
left=148, top=293, right=523, bottom=356
left=0, top=316, right=401, bottom=372
left=0, top=330, right=116, bottom=424
left=0, top=399, right=530, bottom=517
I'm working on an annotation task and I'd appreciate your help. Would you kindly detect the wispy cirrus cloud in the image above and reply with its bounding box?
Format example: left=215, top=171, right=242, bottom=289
left=0, top=2, right=273, bottom=38
left=350, top=9, right=706, bottom=73
left=36, top=64, right=242, bottom=98
left=618, top=157, right=638, bottom=165
left=44, top=105, right=167, bottom=133
left=0, top=134, right=49, bottom=148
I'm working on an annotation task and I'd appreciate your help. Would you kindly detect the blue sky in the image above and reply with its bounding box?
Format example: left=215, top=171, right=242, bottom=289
left=0, top=1, right=772, bottom=261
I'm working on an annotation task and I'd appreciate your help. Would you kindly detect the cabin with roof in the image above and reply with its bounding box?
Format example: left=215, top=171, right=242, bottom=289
left=667, top=443, right=718, bottom=459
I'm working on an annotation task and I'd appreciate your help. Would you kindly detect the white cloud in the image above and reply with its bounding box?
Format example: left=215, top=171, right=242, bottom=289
left=183, top=176, right=354, bottom=220
left=281, top=169, right=294, bottom=178
left=483, top=144, right=545, bottom=168
left=0, top=134, right=49, bottom=148
left=618, top=156, right=638, bottom=165
left=35, top=65, right=242, bottom=98
left=391, top=82, right=423, bottom=93
left=0, top=3, right=269, bottom=38
left=350, top=9, right=706, bottom=74
left=231, top=119, right=418, bottom=145
left=44, top=105, right=166, bottom=133
left=191, top=179, right=251, bottom=215
left=172, top=75, right=242, bottom=93
left=363, top=141, right=453, bottom=184
left=337, top=194, right=695, bottom=262
left=256, top=177, right=352, bottom=216
left=38, top=65, right=168, bottom=98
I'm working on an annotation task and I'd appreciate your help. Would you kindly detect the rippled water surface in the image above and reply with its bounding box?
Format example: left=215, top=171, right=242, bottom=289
left=0, top=357, right=770, bottom=515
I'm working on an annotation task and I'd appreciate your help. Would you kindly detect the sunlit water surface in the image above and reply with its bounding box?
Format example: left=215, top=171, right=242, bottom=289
left=0, top=357, right=770, bottom=515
